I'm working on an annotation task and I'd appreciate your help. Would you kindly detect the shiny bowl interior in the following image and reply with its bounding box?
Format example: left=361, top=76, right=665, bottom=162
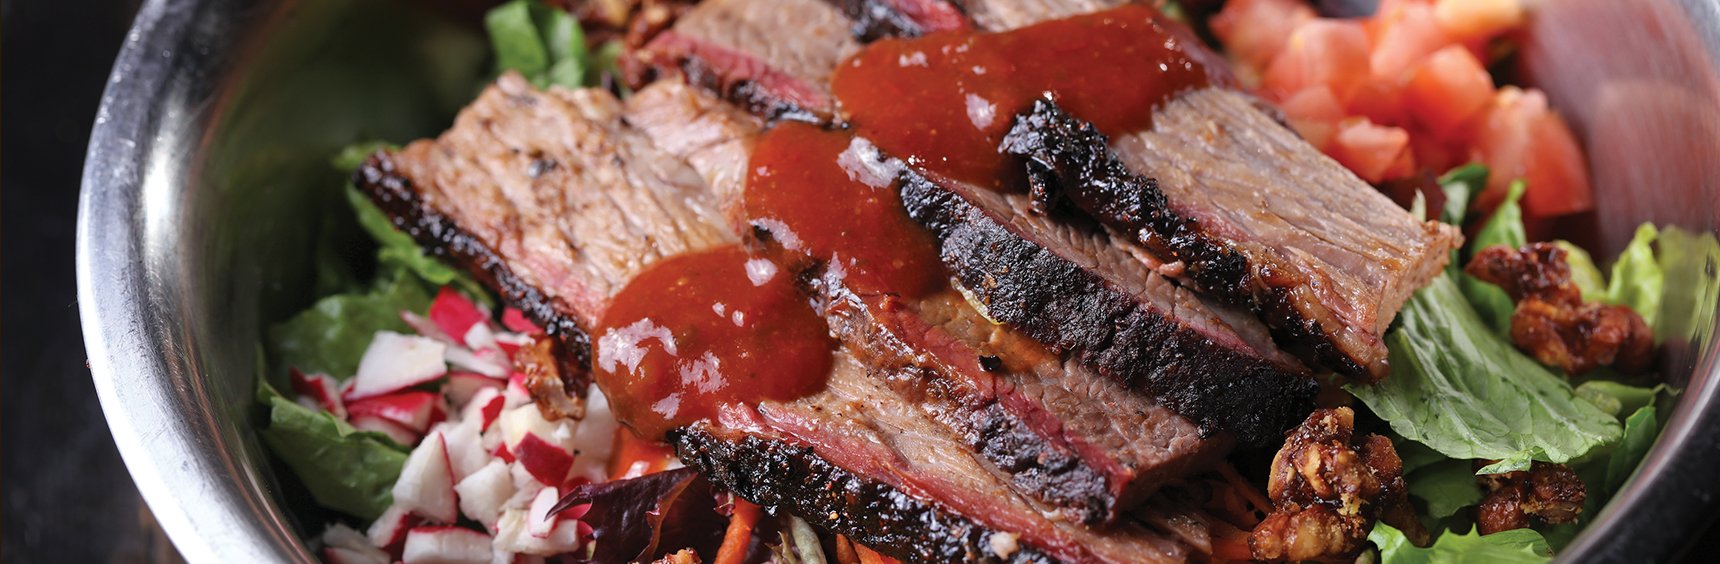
left=78, top=0, right=1720, bottom=561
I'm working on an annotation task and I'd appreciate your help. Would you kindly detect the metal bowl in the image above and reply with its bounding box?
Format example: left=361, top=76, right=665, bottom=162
left=77, top=0, right=1720, bottom=561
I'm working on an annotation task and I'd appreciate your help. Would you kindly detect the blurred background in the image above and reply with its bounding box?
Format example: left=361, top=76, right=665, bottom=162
left=0, top=0, right=178, bottom=561
left=1, top=0, right=1715, bottom=562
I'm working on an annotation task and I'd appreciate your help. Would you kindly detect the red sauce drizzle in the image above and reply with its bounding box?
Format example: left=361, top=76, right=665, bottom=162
left=743, top=121, right=945, bottom=298
left=831, top=5, right=1223, bottom=188
left=593, top=245, right=835, bottom=440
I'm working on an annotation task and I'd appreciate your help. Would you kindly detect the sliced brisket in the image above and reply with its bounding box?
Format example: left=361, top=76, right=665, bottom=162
left=827, top=0, right=971, bottom=40
left=633, top=81, right=1227, bottom=523
left=950, top=0, right=1131, bottom=31
left=1004, top=93, right=1462, bottom=379
left=634, top=0, right=859, bottom=119
left=361, top=76, right=1213, bottom=558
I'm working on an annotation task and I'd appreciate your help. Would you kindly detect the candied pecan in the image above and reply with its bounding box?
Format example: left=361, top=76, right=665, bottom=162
left=515, top=335, right=587, bottom=421
left=1475, top=461, right=1587, bottom=535
left=1465, top=243, right=1655, bottom=375
left=1250, top=408, right=1428, bottom=562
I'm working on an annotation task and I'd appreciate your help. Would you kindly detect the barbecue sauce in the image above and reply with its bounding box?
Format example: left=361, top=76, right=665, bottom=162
left=743, top=122, right=945, bottom=299
left=831, top=5, right=1223, bottom=189
left=593, top=245, right=835, bottom=440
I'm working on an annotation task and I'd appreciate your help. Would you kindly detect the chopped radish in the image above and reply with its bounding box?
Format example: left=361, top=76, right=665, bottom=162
left=403, top=526, right=493, bottom=564
left=290, top=369, right=346, bottom=417
left=493, top=444, right=516, bottom=464
left=350, top=332, right=447, bottom=400
left=324, top=547, right=389, bottom=564
left=447, top=373, right=505, bottom=407
left=464, top=323, right=500, bottom=352
left=461, top=388, right=507, bottom=433
left=526, top=487, right=561, bottom=538
left=394, top=432, right=459, bottom=523
left=507, top=463, right=549, bottom=508
left=431, top=287, right=489, bottom=341
left=494, top=332, right=533, bottom=358
left=567, top=386, right=617, bottom=481
left=503, top=374, right=532, bottom=408
left=455, top=460, right=513, bottom=531
left=322, top=523, right=389, bottom=562
left=446, top=346, right=509, bottom=378
left=494, top=509, right=581, bottom=556
left=347, top=391, right=440, bottom=433
left=1404, top=44, right=1493, bottom=136
left=368, top=504, right=416, bottom=548
left=351, top=413, right=422, bottom=446
left=401, top=311, right=459, bottom=345
left=440, top=418, right=492, bottom=482
left=501, top=307, right=542, bottom=335
left=513, top=434, right=575, bottom=486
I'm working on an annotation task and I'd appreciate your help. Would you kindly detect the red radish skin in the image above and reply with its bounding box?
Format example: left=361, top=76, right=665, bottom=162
left=494, top=444, right=516, bottom=464
left=323, top=546, right=388, bottom=564
left=502, top=307, right=543, bottom=335
left=367, top=504, right=417, bottom=549
left=351, top=413, right=422, bottom=446
left=402, top=526, right=493, bottom=564
left=430, top=287, right=489, bottom=342
left=513, top=433, right=575, bottom=486
left=289, top=369, right=346, bottom=418
left=347, top=391, right=439, bottom=432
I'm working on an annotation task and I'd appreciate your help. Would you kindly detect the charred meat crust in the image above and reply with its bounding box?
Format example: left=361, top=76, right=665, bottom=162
left=804, top=274, right=1118, bottom=523
left=825, top=0, right=970, bottom=40
left=897, top=170, right=1318, bottom=445
left=642, top=33, right=826, bottom=123
left=1002, top=98, right=1372, bottom=379
left=356, top=153, right=592, bottom=392
left=671, top=425, right=1054, bottom=564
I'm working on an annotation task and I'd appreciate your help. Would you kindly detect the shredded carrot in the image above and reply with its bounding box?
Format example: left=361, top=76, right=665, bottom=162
left=713, top=498, right=763, bottom=564
left=605, top=427, right=678, bottom=479
left=1214, top=463, right=1273, bottom=519
left=854, top=543, right=900, bottom=564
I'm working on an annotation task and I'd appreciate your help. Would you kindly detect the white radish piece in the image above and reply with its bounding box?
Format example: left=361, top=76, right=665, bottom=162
left=402, top=526, right=493, bottom=564
left=367, top=503, right=415, bottom=548
left=347, top=391, right=439, bottom=432
left=351, top=413, right=421, bottom=447
left=394, top=432, right=459, bottom=523
left=455, top=459, right=513, bottom=531
left=525, top=487, right=560, bottom=538
left=350, top=332, right=447, bottom=400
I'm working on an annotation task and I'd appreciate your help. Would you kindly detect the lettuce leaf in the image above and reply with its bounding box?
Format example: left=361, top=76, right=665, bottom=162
left=267, top=270, right=432, bottom=380
left=1656, top=227, right=1720, bottom=345
left=344, top=186, right=489, bottom=303
left=257, top=380, right=409, bottom=520
left=1605, top=224, right=1663, bottom=330
left=485, top=0, right=588, bottom=89
left=1552, top=240, right=1607, bottom=301
left=1348, top=276, right=1622, bottom=469
left=1408, top=459, right=1484, bottom=520
left=1372, top=523, right=1552, bottom=564
left=1459, top=180, right=1526, bottom=335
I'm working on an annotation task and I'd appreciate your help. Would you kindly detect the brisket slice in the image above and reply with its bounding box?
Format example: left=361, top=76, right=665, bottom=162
left=898, top=168, right=1318, bottom=445
left=634, top=0, right=858, bottom=120
left=1004, top=93, right=1462, bottom=379
left=361, top=76, right=1204, bottom=559
left=677, top=352, right=1190, bottom=563
left=629, top=82, right=1226, bottom=524
left=949, top=0, right=1130, bottom=31
left=827, top=0, right=971, bottom=40
left=357, top=73, right=731, bottom=398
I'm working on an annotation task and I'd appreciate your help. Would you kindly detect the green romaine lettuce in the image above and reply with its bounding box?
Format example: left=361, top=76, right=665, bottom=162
left=1407, top=459, right=1484, bottom=520
left=485, top=0, right=588, bottom=89
left=266, top=270, right=432, bottom=380
left=1348, top=276, right=1622, bottom=470
left=1656, top=227, right=1720, bottom=345
left=257, top=381, right=409, bottom=520
left=1551, top=240, right=1607, bottom=301
left=1459, top=180, right=1527, bottom=335
left=1372, top=523, right=1552, bottom=564
left=1605, top=224, right=1663, bottom=330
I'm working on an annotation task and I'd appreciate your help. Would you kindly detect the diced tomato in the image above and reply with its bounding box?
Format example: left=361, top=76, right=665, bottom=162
left=1278, top=86, right=1346, bottom=151
left=1345, top=77, right=1408, bottom=127
left=1330, top=118, right=1413, bottom=184
left=1433, top=0, right=1524, bottom=44
left=1520, top=111, right=1594, bottom=217
left=1369, top=2, right=1450, bottom=83
left=1209, top=0, right=1316, bottom=75
left=605, top=427, right=678, bottom=480
left=1262, top=19, right=1372, bottom=104
left=1404, top=45, right=1494, bottom=137
left=1470, top=87, right=1594, bottom=217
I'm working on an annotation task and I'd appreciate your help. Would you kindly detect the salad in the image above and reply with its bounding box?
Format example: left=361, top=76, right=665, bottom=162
left=251, top=1, right=1720, bottom=563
